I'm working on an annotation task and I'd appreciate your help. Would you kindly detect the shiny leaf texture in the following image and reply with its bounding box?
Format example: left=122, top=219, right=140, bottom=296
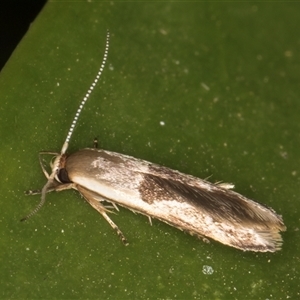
left=1, top=2, right=299, bottom=299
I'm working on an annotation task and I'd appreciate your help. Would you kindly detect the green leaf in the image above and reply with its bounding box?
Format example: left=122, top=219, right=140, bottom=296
left=1, top=2, right=299, bottom=299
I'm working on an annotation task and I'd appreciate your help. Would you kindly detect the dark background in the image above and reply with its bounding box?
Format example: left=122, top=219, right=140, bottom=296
left=0, top=1, right=46, bottom=70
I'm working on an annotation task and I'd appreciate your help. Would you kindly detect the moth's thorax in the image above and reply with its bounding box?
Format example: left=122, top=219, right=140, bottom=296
left=65, top=148, right=148, bottom=188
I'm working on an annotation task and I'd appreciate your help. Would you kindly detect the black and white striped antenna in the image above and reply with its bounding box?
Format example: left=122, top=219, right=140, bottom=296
left=21, top=30, right=110, bottom=222
left=61, top=30, right=110, bottom=155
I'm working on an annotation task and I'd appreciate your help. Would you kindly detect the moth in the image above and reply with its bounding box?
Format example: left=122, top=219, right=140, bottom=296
left=23, top=30, right=286, bottom=252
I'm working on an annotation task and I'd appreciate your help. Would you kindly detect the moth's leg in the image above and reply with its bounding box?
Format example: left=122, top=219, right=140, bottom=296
left=100, top=209, right=128, bottom=246
left=77, top=185, right=128, bottom=246
left=25, top=189, right=43, bottom=196
left=87, top=197, right=128, bottom=246
left=111, top=202, right=120, bottom=212
left=25, top=183, right=75, bottom=196
left=55, top=183, right=76, bottom=192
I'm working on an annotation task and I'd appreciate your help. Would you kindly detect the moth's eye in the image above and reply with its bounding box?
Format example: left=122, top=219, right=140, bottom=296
left=57, top=168, right=72, bottom=183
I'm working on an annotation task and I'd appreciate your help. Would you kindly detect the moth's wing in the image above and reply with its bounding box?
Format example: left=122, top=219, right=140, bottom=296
left=142, top=164, right=286, bottom=230
left=67, top=149, right=286, bottom=251
left=138, top=172, right=285, bottom=252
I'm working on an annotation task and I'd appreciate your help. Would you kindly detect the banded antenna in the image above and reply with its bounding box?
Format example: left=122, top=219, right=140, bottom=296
left=61, top=29, right=110, bottom=155
left=21, top=30, right=110, bottom=222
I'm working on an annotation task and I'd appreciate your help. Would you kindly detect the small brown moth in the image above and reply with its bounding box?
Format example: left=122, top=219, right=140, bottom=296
left=23, top=30, right=286, bottom=252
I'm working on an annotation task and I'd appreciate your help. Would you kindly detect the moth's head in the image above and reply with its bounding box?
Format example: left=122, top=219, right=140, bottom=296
left=51, top=153, right=68, bottom=183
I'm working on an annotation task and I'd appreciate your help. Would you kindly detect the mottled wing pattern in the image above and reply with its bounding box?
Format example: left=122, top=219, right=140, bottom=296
left=66, top=148, right=286, bottom=252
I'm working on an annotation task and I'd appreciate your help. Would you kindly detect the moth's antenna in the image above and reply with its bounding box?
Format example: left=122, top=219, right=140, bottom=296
left=21, top=31, right=110, bottom=222
left=61, top=29, right=110, bottom=155
left=21, top=174, right=55, bottom=222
